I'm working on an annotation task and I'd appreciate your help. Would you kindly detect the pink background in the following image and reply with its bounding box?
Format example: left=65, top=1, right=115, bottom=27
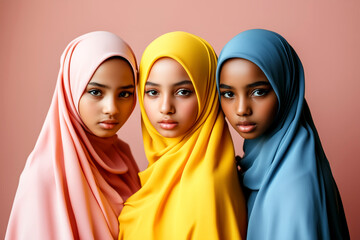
left=1, top=0, right=359, bottom=238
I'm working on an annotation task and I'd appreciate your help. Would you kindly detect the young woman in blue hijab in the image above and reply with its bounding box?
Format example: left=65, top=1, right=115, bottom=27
left=216, top=29, right=349, bottom=239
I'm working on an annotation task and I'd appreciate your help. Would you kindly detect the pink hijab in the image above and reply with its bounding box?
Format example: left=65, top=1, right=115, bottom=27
left=5, top=31, right=141, bottom=240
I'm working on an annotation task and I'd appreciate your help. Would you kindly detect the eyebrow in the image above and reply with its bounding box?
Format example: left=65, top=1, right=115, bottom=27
left=88, top=82, right=134, bottom=89
left=173, top=80, right=192, bottom=87
left=145, top=80, right=193, bottom=87
left=219, top=81, right=270, bottom=89
left=219, top=83, right=234, bottom=89
left=247, top=81, right=270, bottom=88
left=145, top=81, right=159, bottom=87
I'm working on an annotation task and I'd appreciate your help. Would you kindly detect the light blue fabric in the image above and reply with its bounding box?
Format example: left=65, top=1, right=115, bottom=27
left=216, top=29, right=349, bottom=240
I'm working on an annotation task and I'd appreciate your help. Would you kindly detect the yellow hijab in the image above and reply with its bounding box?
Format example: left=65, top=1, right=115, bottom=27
left=119, top=31, right=247, bottom=240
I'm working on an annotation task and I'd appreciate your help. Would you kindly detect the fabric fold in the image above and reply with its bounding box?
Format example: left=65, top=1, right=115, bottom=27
left=216, top=29, right=349, bottom=240
left=119, top=31, right=247, bottom=240
left=6, top=31, right=141, bottom=240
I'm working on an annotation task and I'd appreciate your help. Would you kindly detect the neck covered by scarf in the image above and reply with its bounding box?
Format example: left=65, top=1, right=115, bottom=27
left=118, top=31, right=247, bottom=240
left=6, top=31, right=141, bottom=240
left=216, top=29, right=349, bottom=240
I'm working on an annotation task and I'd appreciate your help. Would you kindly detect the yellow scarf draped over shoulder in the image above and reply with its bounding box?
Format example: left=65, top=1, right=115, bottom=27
left=119, top=31, right=247, bottom=240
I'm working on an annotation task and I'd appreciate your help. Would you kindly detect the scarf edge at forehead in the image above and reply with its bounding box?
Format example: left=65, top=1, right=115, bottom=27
left=215, top=28, right=349, bottom=239
left=138, top=31, right=219, bottom=146
left=5, top=31, right=141, bottom=240
left=118, top=31, right=247, bottom=240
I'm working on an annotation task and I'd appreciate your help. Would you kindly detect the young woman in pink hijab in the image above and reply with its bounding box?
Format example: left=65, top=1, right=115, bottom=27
left=5, top=31, right=141, bottom=240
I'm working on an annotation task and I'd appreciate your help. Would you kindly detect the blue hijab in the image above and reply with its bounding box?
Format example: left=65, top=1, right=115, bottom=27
left=216, top=29, right=349, bottom=240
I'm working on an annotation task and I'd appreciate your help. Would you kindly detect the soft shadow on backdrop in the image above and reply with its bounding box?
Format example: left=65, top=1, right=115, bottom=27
left=1, top=0, right=359, bottom=238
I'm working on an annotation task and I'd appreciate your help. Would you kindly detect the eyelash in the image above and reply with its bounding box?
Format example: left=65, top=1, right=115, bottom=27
left=119, top=91, right=133, bottom=98
left=220, top=88, right=270, bottom=99
left=220, top=91, right=234, bottom=99
left=88, top=89, right=102, bottom=96
left=252, top=88, right=269, bottom=97
left=87, top=89, right=133, bottom=98
left=145, top=88, right=194, bottom=97
left=145, top=89, right=158, bottom=97
left=176, top=88, right=193, bottom=96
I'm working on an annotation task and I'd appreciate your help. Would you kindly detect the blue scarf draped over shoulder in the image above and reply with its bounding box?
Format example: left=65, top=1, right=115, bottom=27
left=216, top=29, right=349, bottom=240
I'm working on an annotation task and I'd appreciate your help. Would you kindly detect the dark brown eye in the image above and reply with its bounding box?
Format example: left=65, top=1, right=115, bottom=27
left=176, top=89, right=193, bottom=96
left=88, top=89, right=102, bottom=96
left=145, top=89, right=159, bottom=97
left=221, top=91, right=234, bottom=98
left=119, top=91, right=133, bottom=98
left=252, top=89, right=269, bottom=97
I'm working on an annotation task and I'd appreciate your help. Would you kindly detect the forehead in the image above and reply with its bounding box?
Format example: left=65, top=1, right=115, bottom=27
left=90, top=58, right=134, bottom=85
left=147, top=58, right=191, bottom=85
left=220, top=58, right=268, bottom=85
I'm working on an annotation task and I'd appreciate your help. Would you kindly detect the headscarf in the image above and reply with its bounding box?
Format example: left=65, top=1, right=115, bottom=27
left=216, top=29, right=349, bottom=239
left=6, top=31, right=141, bottom=240
left=118, top=31, right=247, bottom=240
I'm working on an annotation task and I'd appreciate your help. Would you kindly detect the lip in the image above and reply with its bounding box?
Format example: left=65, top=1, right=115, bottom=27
left=158, top=119, right=178, bottom=130
left=236, top=121, right=256, bottom=133
left=99, top=120, right=119, bottom=130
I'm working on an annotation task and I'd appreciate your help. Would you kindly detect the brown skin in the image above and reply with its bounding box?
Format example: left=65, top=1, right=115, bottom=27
left=144, top=58, right=198, bottom=138
left=219, top=58, right=278, bottom=140
left=79, top=58, right=135, bottom=138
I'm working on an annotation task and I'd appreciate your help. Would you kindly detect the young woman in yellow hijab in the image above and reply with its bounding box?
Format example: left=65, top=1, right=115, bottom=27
left=118, top=31, right=247, bottom=240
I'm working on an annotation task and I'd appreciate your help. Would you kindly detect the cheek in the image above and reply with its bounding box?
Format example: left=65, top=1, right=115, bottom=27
left=78, top=97, right=99, bottom=133
left=220, top=101, right=234, bottom=121
left=180, top=98, right=198, bottom=123
left=143, top=98, right=157, bottom=122
left=78, top=97, right=93, bottom=120
left=260, top=98, right=278, bottom=124
left=119, top=99, right=135, bottom=118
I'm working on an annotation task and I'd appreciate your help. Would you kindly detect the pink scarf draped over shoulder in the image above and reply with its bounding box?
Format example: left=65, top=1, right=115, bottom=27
left=6, top=31, right=141, bottom=240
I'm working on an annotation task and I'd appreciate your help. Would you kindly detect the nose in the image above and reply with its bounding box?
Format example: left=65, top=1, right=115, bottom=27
left=160, top=94, right=175, bottom=115
left=103, top=96, right=119, bottom=116
left=236, top=96, right=251, bottom=116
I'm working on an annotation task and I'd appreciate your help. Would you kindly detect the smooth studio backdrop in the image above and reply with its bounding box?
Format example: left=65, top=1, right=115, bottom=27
left=1, top=0, right=359, bottom=238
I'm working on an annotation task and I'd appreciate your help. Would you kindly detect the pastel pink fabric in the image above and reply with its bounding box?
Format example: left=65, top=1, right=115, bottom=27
left=5, top=31, right=141, bottom=240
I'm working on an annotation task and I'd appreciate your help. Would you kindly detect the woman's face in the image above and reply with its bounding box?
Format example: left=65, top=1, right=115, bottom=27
left=79, top=58, right=135, bottom=138
left=143, top=58, right=198, bottom=138
left=219, top=58, right=278, bottom=139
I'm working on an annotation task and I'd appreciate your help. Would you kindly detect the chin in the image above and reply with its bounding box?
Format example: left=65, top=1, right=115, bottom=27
left=238, top=132, right=258, bottom=140
left=157, top=130, right=180, bottom=138
left=96, top=131, right=117, bottom=138
left=160, top=133, right=177, bottom=138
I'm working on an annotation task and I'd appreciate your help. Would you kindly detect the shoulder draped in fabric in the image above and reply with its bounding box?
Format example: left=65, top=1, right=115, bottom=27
left=118, top=31, right=247, bottom=240
left=6, top=31, right=141, bottom=240
left=216, top=29, right=349, bottom=240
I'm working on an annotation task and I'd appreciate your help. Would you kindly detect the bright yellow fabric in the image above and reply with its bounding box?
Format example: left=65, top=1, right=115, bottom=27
left=118, top=31, right=247, bottom=240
